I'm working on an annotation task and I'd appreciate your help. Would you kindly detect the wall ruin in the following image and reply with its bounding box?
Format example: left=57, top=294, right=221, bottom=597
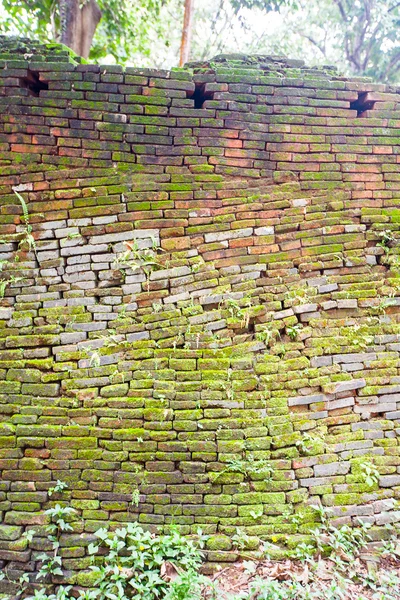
left=0, top=36, right=400, bottom=581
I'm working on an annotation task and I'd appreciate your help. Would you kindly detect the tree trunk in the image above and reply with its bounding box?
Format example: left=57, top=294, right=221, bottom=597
left=59, top=0, right=101, bottom=59
left=179, top=0, right=194, bottom=67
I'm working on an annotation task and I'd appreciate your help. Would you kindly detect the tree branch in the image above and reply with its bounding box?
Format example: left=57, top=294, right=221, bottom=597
left=383, top=50, right=400, bottom=79
left=332, top=0, right=348, bottom=21
left=298, top=32, right=327, bottom=58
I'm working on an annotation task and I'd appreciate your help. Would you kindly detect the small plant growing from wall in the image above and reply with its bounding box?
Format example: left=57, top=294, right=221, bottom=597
left=376, top=229, right=396, bottom=255
left=210, top=455, right=274, bottom=484
left=286, top=322, right=303, bottom=340
left=113, top=239, right=165, bottom=292
left=13, top=189, right=37, bottom=258
left=295, top=431, right=326, bottom=456
left=0, top=189, right=37, bottom=299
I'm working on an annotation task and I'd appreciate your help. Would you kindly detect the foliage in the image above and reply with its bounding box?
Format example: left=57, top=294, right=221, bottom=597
left=358, top=459, right=380, bottom=488
left=228, top=507, right=400, bottom=599
left=1, top=479, right=209, bottom=600
left=295, top=431, right=326, bottom=455
left=331, top=0, right=400, bottom=81
left=0, top=274, right=23, bottom=299
left=229, top=0, right=292, bottom=12
left=34, top=503, right=76, bottom=582
left=285, top=322, right=303, bottom=340
left=0, top=0, right=170, bottom=65
left=88, top=523, right=208, bottom=600
left=232, top=528, right=252, bottom=550
left=229, top=576, right=347, bottom=600
left=222, top=296, right=252, bottom=328
left=377, top=229, right=396, bottom=254
left=131, top=487, right=140, bottom=507
left=309, top=503, right=372, bottom=562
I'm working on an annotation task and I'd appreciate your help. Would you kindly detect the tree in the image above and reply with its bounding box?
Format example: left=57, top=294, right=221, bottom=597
left=177, top=0, right=291, bottom=66
left=331, top=0, right=400, bottom=81
left=179, top=0, right=194, bottom=66
left=59, top=0, right=101, bottom=58
left=190, top=0, right=399, bottom=83
left=271, top=0, right=400, bottom=82
left=0, top=0, right=167, bottom=64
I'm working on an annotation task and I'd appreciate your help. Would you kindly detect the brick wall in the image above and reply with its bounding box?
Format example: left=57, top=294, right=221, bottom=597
left=0, top=36, right=400, bottom=580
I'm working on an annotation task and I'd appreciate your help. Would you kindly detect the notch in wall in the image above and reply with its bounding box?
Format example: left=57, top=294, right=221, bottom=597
left=19, top=70, right=49, bottom=97
left=350, top=91, right=375, bottom=117
left=188, top=82, right=214, bottom=109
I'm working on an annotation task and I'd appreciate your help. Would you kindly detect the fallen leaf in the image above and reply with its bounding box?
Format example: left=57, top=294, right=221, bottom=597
left=315, top=559, right=334, bottom=581
left=268, top=560, right=292, bottom=580
left=295, top=563, right=309, bottom=584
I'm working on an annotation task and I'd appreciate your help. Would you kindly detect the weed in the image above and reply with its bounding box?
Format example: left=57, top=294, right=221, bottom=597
left=211, top=455, right=274, bottom=483
left=48, top=480, right=69, bottom=497
left=115, top=239, right=164, bottom=289
left=13, top=188, right=38, bottom=259
left=358, top=459, right=380, bottom=488
left=255, top=324, right=278, bottom=345
left=88, top=523, right=208, bottom=600
left=379, top=523, right=400, bottom=559
left=222, top=296, right=252, bottom=328
left=342, top=323, right=373, bottom=350
left=296, top=431, right=326, bottom=456
left=377, top=229, right=396, bottom=254
left=286, top=322, right=303, bottom=340
left=232, top=528, right=251, bottom=551
left=109, top=366, right=125, bottom=383
left=284, top=285, right=316, bottom=306
left=249, top=507, right=263, bottom=521
left=88, top=351, right=101, bottom=368
left=130, top=487, right=140, bottom=507
left=153, top=302, right=163, bottom=313
left=0, top=274, right=23, bottom=298
left=310, top=504, right=372, bottom=563
left=367, top=297, right=397, bottom=316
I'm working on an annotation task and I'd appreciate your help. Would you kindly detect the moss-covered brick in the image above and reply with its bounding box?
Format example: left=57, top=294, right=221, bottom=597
left=100, top=383, right=129, bottom=397
left=6, top=334, right=60, bottom=347
left=169, top=359, right=196, bottom=371
left=234, top=492, right=285, bottom=505
left=20, top=383, right=60, bottom=396
left=0, top=524, right=23, bottom=540
left=4, top=511, right=50, bottom=526
left=7, top=368, right=42, bottom=382
left=206, top=534, right=232, bottom=550
left=16, top=425, right=61, bottom=437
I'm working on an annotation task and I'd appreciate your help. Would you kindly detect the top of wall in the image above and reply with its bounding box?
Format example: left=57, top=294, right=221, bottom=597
left=1, top=35, right=400, bottom=191
left=1, top=34, right=398, bottom=93
left=0, top=35, right=84, bottom=63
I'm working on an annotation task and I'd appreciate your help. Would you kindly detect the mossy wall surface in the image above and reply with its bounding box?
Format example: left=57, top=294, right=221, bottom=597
left=0, top=36, right=400, bottom=580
